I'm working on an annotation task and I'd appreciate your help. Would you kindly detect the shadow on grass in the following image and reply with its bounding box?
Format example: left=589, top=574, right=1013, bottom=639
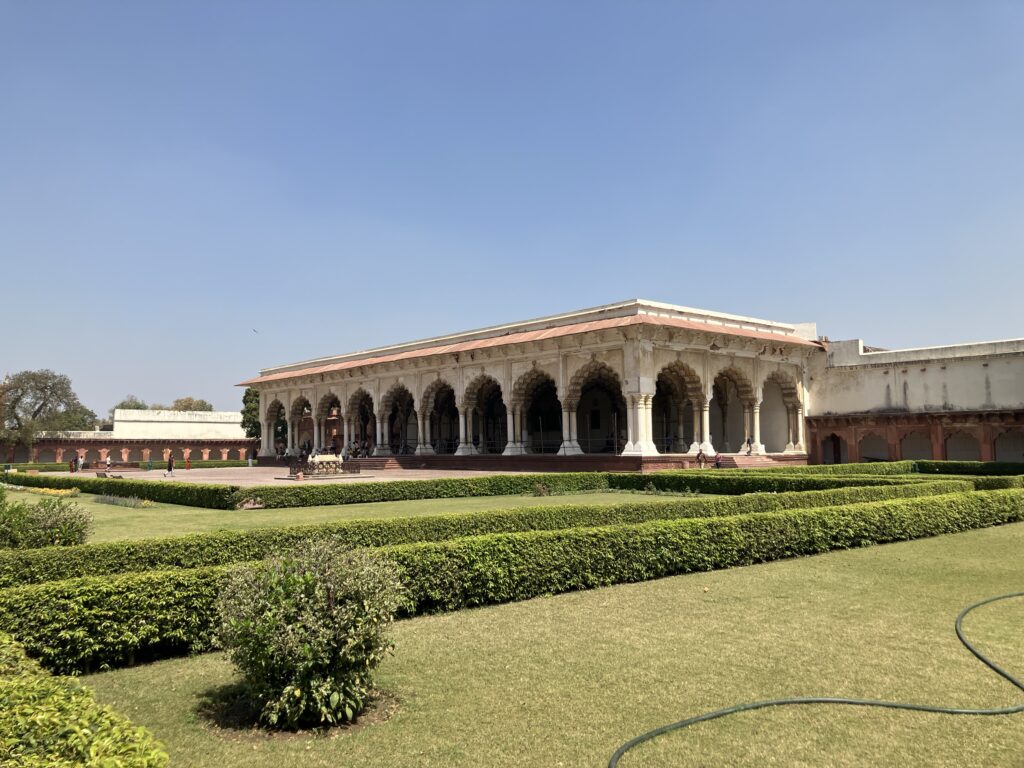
left=195, top=681, right=400, bottom=741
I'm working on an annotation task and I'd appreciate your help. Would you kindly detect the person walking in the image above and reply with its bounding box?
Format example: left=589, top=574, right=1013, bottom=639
left=714, top=453, right=722, bottom=469
left=185, top=456, right=191, bottom=471
left=164, top=455, right=175, bottom=477
left=696, top=448, right=707, bottom=469
left=68, top=458, right=75, bottom=473
left=105, top=455, right=112, bottom=472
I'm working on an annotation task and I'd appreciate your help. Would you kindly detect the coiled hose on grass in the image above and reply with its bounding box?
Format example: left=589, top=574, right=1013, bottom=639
left=609, top=592, right=1024, bottom=767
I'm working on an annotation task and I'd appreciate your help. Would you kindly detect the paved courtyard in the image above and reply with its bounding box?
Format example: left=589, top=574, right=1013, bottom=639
left=47, top=466, right=530, bottom=487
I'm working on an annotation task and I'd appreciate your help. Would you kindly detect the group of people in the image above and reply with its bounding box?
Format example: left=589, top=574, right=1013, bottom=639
left=694, top=449, right=723, bottom=469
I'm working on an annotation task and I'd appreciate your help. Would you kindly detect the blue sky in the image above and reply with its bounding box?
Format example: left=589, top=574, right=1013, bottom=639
left=2, top=1, right=1022, bottom=416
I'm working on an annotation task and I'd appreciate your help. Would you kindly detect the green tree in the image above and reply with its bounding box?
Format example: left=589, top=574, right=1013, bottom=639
left=0, top=370, right=97, bottom=450
left=241, top=387, right=261, bottom=440
left=170, top=397, right=214, bottom=412
left=108, top=394, right=149, bottom=420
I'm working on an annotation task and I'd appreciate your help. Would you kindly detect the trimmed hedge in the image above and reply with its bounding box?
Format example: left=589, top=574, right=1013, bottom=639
left=2, top=473, right=238, bottom=509
left=607, top=472, right=917, bottom=494
left=237, top=472, right=612, bottom=508
left=1, top=467, right=932, bottom=512
left=720, top=461, right=918, bottom=475
left=915, top=460, right=1024, bottom=476
left=2, top=489, right=1019, bottom=675
left=0, top=480, right=971, bottom=587
left=731, top=460, right=1024, bottom=476
left=388, top=488, right=1024, bottom=614
left=0, top=632, right=167, bottom=766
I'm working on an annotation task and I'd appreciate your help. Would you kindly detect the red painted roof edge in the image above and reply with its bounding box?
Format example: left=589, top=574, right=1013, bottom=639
left=238, top=315, right=821, bottom=386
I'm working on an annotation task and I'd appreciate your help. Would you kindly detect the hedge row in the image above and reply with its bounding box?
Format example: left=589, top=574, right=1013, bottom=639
left=724, top=460, right=918, bottom=475
left=0, top=632, right=167, bottom=766
left=914, top=460, right=1024, bottom=476
left=2, top=470, right=918, bottom=511
left=2, top=489, right=1020, bottom=675
left=0, top=480, right=971, bottom=587
left=387, top=488, right=1024, bottom=614
left=1, top=473, right=237, bottom=509
left=237, top=471, right=917, bottom=509
left=731, top=460, right=1024, bottom=476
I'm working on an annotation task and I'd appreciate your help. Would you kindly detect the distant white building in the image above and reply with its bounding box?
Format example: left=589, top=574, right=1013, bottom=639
left=11, top=409, right=256, bottom=465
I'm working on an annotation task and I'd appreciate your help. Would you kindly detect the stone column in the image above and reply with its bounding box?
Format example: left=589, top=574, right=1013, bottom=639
left=700, top=401, right=715, bottom=455
left=415, top=411, right=433, bottom=455
left=689, top=401, right=701, bottom=453
left=287, top=419, right=295, bottom=452
left=455, top=406, right=477, bottom=455
left=675, top=407, right=687, bottom=455
left=622, top=395, right=638, bottom=454
left=503, top=409, right=523, bottom=455
left=343, top=417, right=351, bottom=451
left=558, top=408, right=571, bottom=455
left=476, top=409, right=487, bottom=454
left=784, top=407, right=796, bottom=452
left=750, top=401, right=764, bottom=454
left=640, top=395, right=658, bottom=454
left=373, top=413, right=390, bottom=456
left=742, top=404, right=752, bottom=452
left=979, top=424, right=994, bottom=462
left=795, top=406, right=805, bottom=452
left=558, top=406, right=582, bottom=455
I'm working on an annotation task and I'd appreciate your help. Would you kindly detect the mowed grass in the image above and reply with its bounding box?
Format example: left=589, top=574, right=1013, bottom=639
left=84, top=522, right=1024, bottom=768
left=62, top=491, right=647, bottom=542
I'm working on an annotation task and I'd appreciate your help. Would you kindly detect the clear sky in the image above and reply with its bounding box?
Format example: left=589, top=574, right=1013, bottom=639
left=2, top=1, right=1022, bottom=417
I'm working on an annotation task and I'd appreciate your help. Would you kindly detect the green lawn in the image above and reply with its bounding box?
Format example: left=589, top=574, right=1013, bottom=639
left=84, top=522, right=1024, bottom=768
left=59, top=491, right=648, bottom=542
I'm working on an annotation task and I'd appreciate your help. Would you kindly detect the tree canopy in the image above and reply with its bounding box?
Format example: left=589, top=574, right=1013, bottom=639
left=0, top=370, right=97, bottom=446
left=241, top=387, right=261, bottom=439
left=170, top=397, right=214, bottom=412
left=108, top=394, right=149, bottom=420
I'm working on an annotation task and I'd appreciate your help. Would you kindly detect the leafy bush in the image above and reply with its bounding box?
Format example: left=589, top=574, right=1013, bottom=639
left=0, top=631, right=167, bottom=766
left=0, top=497, right=92, bottom=549
left=216, top=542, right=404, bottom=728
left=0, top=480, right=971, bottom=586
left=2, top=489, right=1019, bottom=675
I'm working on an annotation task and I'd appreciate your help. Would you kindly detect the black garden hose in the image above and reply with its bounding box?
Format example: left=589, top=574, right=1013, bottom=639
left=609, top=592, right=1024, bottom=767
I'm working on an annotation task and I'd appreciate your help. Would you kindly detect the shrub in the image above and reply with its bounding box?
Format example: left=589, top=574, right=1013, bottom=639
left=0, top=497, right=92, bottom=549
left=95, top=495, right=152, bottom=509
left=2, top=488, right=1019, bottom=675
left=216, top=542, right=404, bottom=729
left=0, top=631, right=167, bottom=766
left=0, top=480, right=971, bottom=586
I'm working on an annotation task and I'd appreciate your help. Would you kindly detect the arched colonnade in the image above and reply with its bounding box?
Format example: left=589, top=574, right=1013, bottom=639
left=260, top=362, right=806, bottom=458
